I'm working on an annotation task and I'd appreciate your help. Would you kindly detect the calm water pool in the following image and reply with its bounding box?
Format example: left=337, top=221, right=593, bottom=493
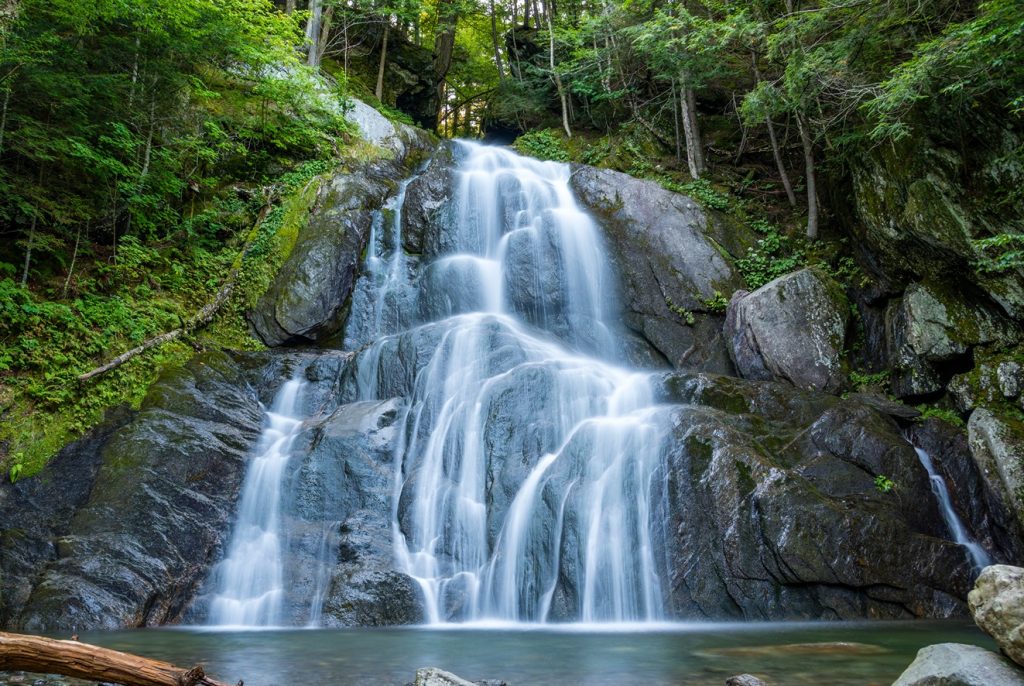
left=15, top=620, right=990, bottom=685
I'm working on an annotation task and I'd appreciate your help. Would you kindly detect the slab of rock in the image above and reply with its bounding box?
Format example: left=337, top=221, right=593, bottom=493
left=11, top=351, right=266, bottom=631
left=969, top=408, right=1024, bottom=534
left=569, top=164, right=752, bottom=373
left=344, top=98, right=433, bottom=161
left=892, top=643, right=1024, bottom=685
left=969, top=565, right=1024, bottom=668
left=725, top=268, right=849, bottom=393
left=885, top=282, right=1020, bottom=398
left=413, top=668, right=488, bottom=686
left=725, top=676, right=767, bottom=686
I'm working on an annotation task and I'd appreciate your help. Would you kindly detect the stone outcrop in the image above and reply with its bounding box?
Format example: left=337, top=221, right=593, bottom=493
left=725, top=268, right=850, bottom=393
left=655, top=372, right=981, bottom=619
left=9, top=351, right=268, bottom=631
left=569, top=164, right=754, bottom=373
left=969, top=409, right=1024, bottom=535
left=969, top=565, right=1024, bottom=668
left=891, top=643, right=1024, bottom=686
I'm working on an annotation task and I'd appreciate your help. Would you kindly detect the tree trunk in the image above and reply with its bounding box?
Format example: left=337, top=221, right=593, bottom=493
left=20, top=213, right=35, bottom=287
left=751, top=51, right=796, bottom=206
left=489, top=0, right=505, bottom=80
left=797, top=112, right=818, bottom=240
left=548, top=13, right=571, bottom=138
left=305, top=0, right=323, bottom=67
left=684, top=84, right=705, bottom=175
left=677, top=76, right=702, bottom=179
left=432, top=0, right=458, bottom=130
left=316, top=6, right=333, bottom=67
left=672, top=82, right=682, bottom=166
left=285, top=0, right=295, bottom=13
left=375, top=20, right=389, bottom=100
left=0, top=85, right=10, bottom=156
left=0, top=632, right=235, bottom=686
left=63, top=223, right=83, bottom=298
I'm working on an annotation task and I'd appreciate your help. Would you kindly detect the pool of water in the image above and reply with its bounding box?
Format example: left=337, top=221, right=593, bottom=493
left=11, top=620, right=991, bottom=685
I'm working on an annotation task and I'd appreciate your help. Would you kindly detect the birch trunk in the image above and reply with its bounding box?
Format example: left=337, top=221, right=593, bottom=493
left=797, top=112, right=819, bottom=240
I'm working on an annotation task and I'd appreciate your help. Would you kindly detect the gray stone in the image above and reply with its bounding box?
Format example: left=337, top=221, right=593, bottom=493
left=969, top=565, right=1024, bottom=668
left=891, top=643, right=1024, bottom=686
left=655, top=372, right=976, bottom=620
left=725, top=268, right=850, bottom=393
left=344, top=98, right=433, bottom=161
left=725, top=676, right=768, bottom=686
left=569, top=164, right=752, bottom=373
left=969, top=409, right=1024, bottom=534
left=12, top=351, right=266, bottom=631
left=414, top=668, right=478, bottom=686
left=248, top=160, right=399, bottom=346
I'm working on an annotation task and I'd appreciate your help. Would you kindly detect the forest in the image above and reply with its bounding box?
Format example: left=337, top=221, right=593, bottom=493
left=0, top=0, right=1022, bottom=478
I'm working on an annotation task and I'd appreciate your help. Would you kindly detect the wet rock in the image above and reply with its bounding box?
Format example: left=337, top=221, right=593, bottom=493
left=908, top=420, right=1022, bottom=563
left=969, top=565, right=1024, bottom=668
left=725, top=675, right=768, bottom=686
left=248, top=159, right=401, bottom=346
left=13, top=351, right=265, bottom=631
left=413, top=668, right=477, bottom=686
left=657, top=371, right=974, bottom=620
left=725, top=268, right=849, bottom=393
left=885, top=282, right=1019, bottom=398
left=969, top=409, right=1024, bottom=535
left=0, top=407, right=132, bottom=627
left=402, top=142, right=457, bottom=256
left=569, top=164, right=752, bottom=373
left=891, top=643, right=1024, bottom=686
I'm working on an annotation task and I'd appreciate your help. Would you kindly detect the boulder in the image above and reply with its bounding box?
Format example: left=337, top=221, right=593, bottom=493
left=885, top=282, right=1019, bottom=398
left=248, top=159, right=401, bottom=346
left=969, top=409, right=1024, bottom=534
left=969, top=565, right=1024, bottom=668
left=725, top=676, right=768, bottom=686
left=344, top=97, right=433, bottom=161
left=12, top=351, right=266, bottom=631
left=655, top=372, right=977, bottom=620
left=725, top=268, right=850, bottom=393
left=569, top=164, right=753, bottom=373
left=891, top=643, right=1024, bottom=686
left=413, top=668, right=478, bottom=686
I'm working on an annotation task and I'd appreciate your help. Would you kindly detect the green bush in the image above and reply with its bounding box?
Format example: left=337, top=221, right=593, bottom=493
left=514, top=130, right=570, bottom=162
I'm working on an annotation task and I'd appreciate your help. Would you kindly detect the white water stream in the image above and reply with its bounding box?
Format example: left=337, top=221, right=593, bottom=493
left=208, top=378, right=306, bottom=626
left=914, top=447, right=993, bottom=572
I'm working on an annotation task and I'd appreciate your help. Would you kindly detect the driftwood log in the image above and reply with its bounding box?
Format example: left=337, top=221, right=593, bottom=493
left=0, top=632, right=237, bottom=686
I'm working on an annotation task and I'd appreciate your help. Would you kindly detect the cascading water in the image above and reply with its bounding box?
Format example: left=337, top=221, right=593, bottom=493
left=345, top=142, right=669, bottom=623
left=208, top=378, right=306, bottom=626
left=914, top=447, right=993, bottom=572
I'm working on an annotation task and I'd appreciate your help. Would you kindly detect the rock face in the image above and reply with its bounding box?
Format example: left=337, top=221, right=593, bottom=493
left=886, top=282, right=1020, bottom=398
left=655, top=372, right=981, bottom=619
left=892, top=643, right=1024, bottom=686
left=570, top=164, right=753, bottom=372
left=725, top=268, right=850, bottom=393
left=248, top=159, right=404, bottom=346
left=0, top=408, right=132, bottom=627
left=969, top=409, right=1024, bottom=535
left=969, top=565, right=1024, bottom=668
left=248, top=101, right=434, bottom=347
left=9, top=351, right=266, bottom=631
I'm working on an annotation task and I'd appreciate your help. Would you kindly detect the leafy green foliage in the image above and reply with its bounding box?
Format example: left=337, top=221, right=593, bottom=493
left=874, top=474, right=896, bottom=493
left=514, top=129, right=569, bottom=161
left=972, top=234, right=1024, bottom=274
left=735, top=224, right=808, bottom=290
left=917, top=405, right=967, bottom=429
left=849, top=369, right=890, bottom=393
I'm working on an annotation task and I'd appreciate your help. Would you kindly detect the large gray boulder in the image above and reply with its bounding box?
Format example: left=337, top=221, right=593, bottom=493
left=11, top=351, right=267, bottom=631
left=655, top=372, right=981, bottom=620
left=344, top=98, right=433, bottom=161
left=725, top=268, right=849, bottom=393
left=248, top=159, right=401, bottom=346
left=969, top=565, right=1024, bottom=668
left=885, top=282, right=1019, bottom=398
left=969, top=409, right=1024, bottom=535
left=892, top=643, right=1024, bottom=686
left=569, top=165, right=753, bottom=373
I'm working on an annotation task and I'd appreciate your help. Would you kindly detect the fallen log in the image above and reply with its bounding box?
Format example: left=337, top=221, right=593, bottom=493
left=0, top=631, right=237, bottom=686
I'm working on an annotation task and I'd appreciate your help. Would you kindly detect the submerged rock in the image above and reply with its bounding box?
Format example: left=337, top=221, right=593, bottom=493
left=969, top=565, right=1024, bottom=668
left=413, top=668, right=499, bottom=686
left=891, top=643, right=1024, bottom=686
left=725, top=676, right=768, bottom=686
left=725, top=268, right=849, bottom=393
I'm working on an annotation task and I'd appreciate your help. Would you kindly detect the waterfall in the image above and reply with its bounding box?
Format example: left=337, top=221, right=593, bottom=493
left=208, top=378, right=306, bottom=626
left=914, top=447, right=993, bottom=572
left=347, top=142, right=668, bottom=623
